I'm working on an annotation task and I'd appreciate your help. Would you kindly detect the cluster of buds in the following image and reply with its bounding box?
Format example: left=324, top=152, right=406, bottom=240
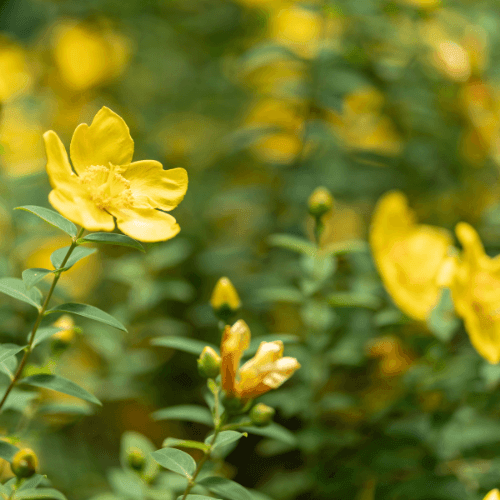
left=11, top=448, right=38, bottom=479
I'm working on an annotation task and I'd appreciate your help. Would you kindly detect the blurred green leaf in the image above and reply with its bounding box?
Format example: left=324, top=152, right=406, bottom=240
left=0, top=440, right=18, bottom=461
left=14, top=489, right=67, bottom=500
left=267, top=234, right=316, bottom=257
left=15, top=206, right=77, bottom=237
left=151, top=448, right=196, bottom=478
left=427, top=288, right=460, bottom=343
left=31, top=327, right=64, bottom=348
left=326, top=292, right=381, bottom=309
left=151, top=337, right=218, bottom=355
left=22, top=268, right=53, bottom=289
left=18, top=475, right=46, bottom=491
left=50, top=246, right=97, bottom=270
left=239, top=423, right=297, bottom=447
left=198, top=477, right=252, bottom=500
left=162, top=438, right=210, bottom=453
left=78, top=233, right=145, bottom=252
left=151, top=405, right=213, bottom=426
left=120, top=431, right=159, bottom=483
left=0, top=344, right=26, bottom=362
left=0, top=278, right=42, bottom=309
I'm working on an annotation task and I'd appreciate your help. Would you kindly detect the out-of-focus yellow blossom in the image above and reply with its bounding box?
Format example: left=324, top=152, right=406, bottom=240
left=450, top=222, right=500, bottom=364
left=220, top=320, right=300, bottom=400
left=484, top=490, right=500, bottom=500
left=0, top=37, right=32, bottom=101
left=244, top=98, right=304, bottom=164
left=52, top=315, right=76, bottom=344
left=0, top=104, right=45, bottom=177
left=370, top=191, right=454, bottom=321
left=366, top=335, right=413, bottom=377
left=44, top=107, right=188, bottom=242
left=433, top=41, right=471, bottom=82
left=398, top=0, right=440, bottom=8
left=327, top=88, right=402, bottom=157
left=52, top=21, right=130, bottom=92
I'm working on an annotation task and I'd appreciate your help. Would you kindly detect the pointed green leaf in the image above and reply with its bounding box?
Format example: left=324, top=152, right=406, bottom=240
left=22, top=268, right=53, bottom=289
left=151, top=405, right=213, bottom=425
left=79, top=233, right=145, bottom=252
left=50, top=246, right=96, bottom=270
left=151, top=337, right=218, bottom=356
left=267, top=234, right=316, bottom=257
left=18, top=475, right=45, bottom=491
left=0, top=440, right=18, bottom=461
left=326, top=292, right=381, bottom=310
left=0, top=278, right=42, bottom=309
left=162, top=438, right=210, bottom=453
left=151, top=448, right=196, bottom=478
left=46, top=303, right=127, bottom=332
left=198, top=477, right=252, bottom=500
left=205, top=431, right=247, bottom=450
left=239, top=423, right=297, bottom=446
left=31, top=327, right=64, bottom=347
left=20, top=374, right=102, bottom=406
left=0, top=344, right=26, bottom=362
left=14, top=488, right=67, bottom=500
left=15, top=206, right=77, bottom=237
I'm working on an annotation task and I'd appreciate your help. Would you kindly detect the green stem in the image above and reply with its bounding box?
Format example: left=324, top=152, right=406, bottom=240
left=0, top=227, right=85, bottom=413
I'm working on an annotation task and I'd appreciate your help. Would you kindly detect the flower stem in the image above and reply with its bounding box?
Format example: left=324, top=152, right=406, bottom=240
left=0, top=227, right=85, bottom=413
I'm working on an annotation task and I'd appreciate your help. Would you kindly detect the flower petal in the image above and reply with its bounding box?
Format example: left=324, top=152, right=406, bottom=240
left=122, top=161, right=188, bottom=211
left=70, top=106, right=134, bottom=174
left=220, top=320, right=250, bottom=395
left=115, top=207, right=179, bottom=242
left=49, top=188, right=115, bottom=232
left=43, top=130, right=75, bottom=189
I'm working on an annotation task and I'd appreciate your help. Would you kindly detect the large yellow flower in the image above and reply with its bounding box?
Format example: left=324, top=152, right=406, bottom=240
left=451, top=222, right=500, bottom=364
left=43, top=107, right=188, bottom=242
left=220, top=320, right=300, bottom=400
left=370, top=191, right=454, bottom=321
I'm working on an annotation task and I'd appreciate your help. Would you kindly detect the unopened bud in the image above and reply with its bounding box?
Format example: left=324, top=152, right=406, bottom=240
left=127, top=447, right=146, bottom=472
left=11, top=448, right=38, bottom=478
left=308, top=187, right=334, bottom=218
left=197, top=346, right=221, bottom=379
left=210, top=277, right=241, bottom=322
left=250, top=403, right=275, bottom=427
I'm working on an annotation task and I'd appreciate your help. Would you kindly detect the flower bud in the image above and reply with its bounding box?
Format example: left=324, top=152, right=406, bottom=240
left=197, top=346, right=221, bottom=379
left=127, top=446, right=146, bottom=472
left=210, top=277, right=241, bottom=322
left=249, top=403, right=275, bottom=427
left=11, top=448, right=38, bottom=478
left=52, top=315, right=77, bottom=348
left=308, top=187, right=334, bottom=218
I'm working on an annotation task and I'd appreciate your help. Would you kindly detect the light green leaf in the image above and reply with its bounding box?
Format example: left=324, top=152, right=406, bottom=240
left=179, top=496, right=222, bottom=500
left=79, top=233, right=145, bottom=252
left=0, top=278, right=42, bottom=309
left=31, top=327, right=63, bottom=347
left=50, top=246, right=96, bottom=270
left=46, top=303, right=127, bottom=332
left=151, top=337, right=218, bottom=356
left=14, top=488, right=67, bottom=500
left=205, top=431, right=247, bottom=450
left=17, top=475, right=45, bottom=491
left=240, top=423, right=297, bottom=446
left=255, top=287, right=303, bottom=304
left=151, top=405, right=213, bottom=426
left=151, top=448, right=196, bottom=478
left=428, top=288, right=460, bottom=343
left=320, top=240, right=368, bottom=256
left=15, top=206, right=77, bottom=237
left=20, top=374, right=101, bottom=406
left=0, top=440, right=18, bottom=461
left=327, top=292, right=381, bottom=310
left=162, top=438, right=210, bottom=453
left=267, top=234, right=316, bottom=257
left=198, top=477, right=252, bottom=500
left=22, top=269, right=53, bottom=289
left=0, top=344, right=26, bottom=363
left=120, top=431, right=159, bottom=483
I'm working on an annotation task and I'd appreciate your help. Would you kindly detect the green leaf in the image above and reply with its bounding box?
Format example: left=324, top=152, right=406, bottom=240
left=15, top=206, right=77, bottom=237
left=79, top=233, right=145, bottom=252
left=22, top=269, right=53, bottom=289
left=0, top=278, right=42, bottom=309
left=428, top=288, right=460, bottom=343
left=326, top=292, right=381, bottom=310
left=179, top=497, right=221, bottom=500
left=0, top=344, right=26, bottom=363
left=151, top=405, right=213, bottom=426
left=205, top=431, right=247, bottom=450
left=240, top=423, right=297, bottom=446
left=46, top=303, right=127, bottom=332
left=31, top=327, right=63, bottom=348
left=267, top=234, right=316, bottom=257
left=0, top=440, right=18, bottom=461
left=151, top=337, right=218, bottom=356
left=20, top=374, right=102, bottom=406
left=198, top=477, right=252, bottom=500
left=320, top=240, right=368, bottom=256
left=120, top=431, right=159, bottom=483
left=150, top=448, right=196, bottom=478
left=50, top=246, right=96, bottom=270
left=18, top=475, right=45, bottom=491
left=162, top=438, right=210, bottom=453
left=14, top=488, right=67, bottom=500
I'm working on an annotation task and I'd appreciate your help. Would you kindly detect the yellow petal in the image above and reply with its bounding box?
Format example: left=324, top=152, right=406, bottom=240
left=115, top=207, right=179, bottom=242
left=49, top=188, right=114, bottom=232
left=484, top=490, right=500, bottom=500
left=43, top=130, right=76, bottom=189
left=239, top=341, right=284, bottom=377
left=70, top=107, right=134, bottom=174
left=122, top=161, right=188, bottom=211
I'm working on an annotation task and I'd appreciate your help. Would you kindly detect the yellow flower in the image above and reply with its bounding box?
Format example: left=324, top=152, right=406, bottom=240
left=370, top=191, right=454, bottom=321
left=220, top=320, right=300, bottom=400
left=210, top=277, right=241, bottom=315
left=52, top=315, right=76, bottom=344
left=0, top=37, right=31, bottom=101
left=450, top=222, right=500, bottom=364
left=484, top=490, right=500, bottom=500
left=43, top=107, right=188, bottom=242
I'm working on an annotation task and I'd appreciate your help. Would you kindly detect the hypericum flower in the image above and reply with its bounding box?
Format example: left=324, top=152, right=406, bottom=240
left=210, top=277, right=241, bottom=321
left=220, top=320, right=300, bottom=400
left=370, top=191, right=454, bottom=321
left=450, top=222, right=500, bottom=364
left=43, top=107, right=188, bottom=242
left=484, top=489, right=500, bottom=500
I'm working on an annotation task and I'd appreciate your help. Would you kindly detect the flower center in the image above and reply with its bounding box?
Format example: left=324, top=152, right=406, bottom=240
left=78, top=165, right=134, bottom=212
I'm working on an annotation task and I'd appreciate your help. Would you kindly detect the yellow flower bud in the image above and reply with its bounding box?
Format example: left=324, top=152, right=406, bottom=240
left=210, top=277, right=241, bottom=322
left=250, top=403, right=275, bottom=426
left=484, top=490, right=500, bottom=500
left=127, top=446, right=146, bottom=472
left=11, top=448, right=38, bottom=478
left=308, top=187, right=334, bottom=218
left=52, top=314, right=76, bottom=346
left=197, top=346, right=221, bottom=379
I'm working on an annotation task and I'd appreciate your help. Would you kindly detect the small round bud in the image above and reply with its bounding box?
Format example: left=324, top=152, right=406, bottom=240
left=197, top=346, right=221, bottom=379
left=52, top=315, right=76, bottom=348
left=127, top=447, right=146, bottom=472
left=210, top=277, right=241, bottom=322
left=308, top=187, right=334, bottom=218
left=249, top=403, right=275, bottom=427
left=11, top=448, right=38, bottom=478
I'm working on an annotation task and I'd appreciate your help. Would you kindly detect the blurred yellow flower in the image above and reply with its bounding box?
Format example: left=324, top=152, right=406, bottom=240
left=370, top=191, right=454, bottom=321
left=450, top=222, right=500, bottom=364
left=484, top=490, right=500, bottom=500
left=433, top=41, right=471, bottom=82
left=44, top=106, right=188, bottom=242
left=52, top=315, right=76, bottom=344
left=220, top=320, right=300, bottom=400
left=52, top=21, right=130, bottom=92
left=0, top=37, right=32, bottom=101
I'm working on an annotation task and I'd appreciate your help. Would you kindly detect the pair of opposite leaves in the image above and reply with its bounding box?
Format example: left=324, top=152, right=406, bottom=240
left=371, top=191, right=500, bottom=364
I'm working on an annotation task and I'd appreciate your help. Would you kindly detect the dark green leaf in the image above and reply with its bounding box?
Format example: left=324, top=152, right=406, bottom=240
left=151, top=405, right=213, bottom=426
left=20, top=374, right=102, bottom=406
left=14, top=488, right=67, bottom=500
left=50, top=246, right=96, bottom=270
left=240, top=423, right=297, bottom=446
left=0, top=440, right=18, bottom=461
left=46, top=303, right=127, bottom=332
left=22, top=269, right=53, bottom=289
left=15, top=206, right=77, bottom=237
left=79, top=233, right=144, bottom=252
left=162, top=438, right=210, bottom=453
left=0, top=344, right=26, bottom=362
left=198, top=477, right=252, bottom=500
left=205, top=431, right=247, bottom=449
left=31, top=327, right=64, bottom=347
left=151, top=448, right=196, bottom=478
left=151, top=337, right=218, bottom=356
left=0, top=278, right=42, bottom=309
